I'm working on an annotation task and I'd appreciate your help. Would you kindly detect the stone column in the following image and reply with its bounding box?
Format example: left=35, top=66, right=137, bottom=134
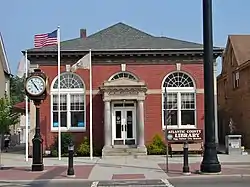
left=104, top=100, right=112, bottom=147
left=138, top=100, right=145, bottom=147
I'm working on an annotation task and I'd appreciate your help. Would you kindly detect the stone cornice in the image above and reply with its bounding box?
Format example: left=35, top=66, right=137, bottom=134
left=86, top=88, right=204, bottom=95
left=100, top=79, right=148, bottom=101
left=102, top=87, right=147, bottom=96
left=26, top=49, right=222, bottom=64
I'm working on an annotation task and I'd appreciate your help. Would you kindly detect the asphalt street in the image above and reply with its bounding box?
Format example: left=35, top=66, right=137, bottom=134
left=168, top=176, right=250, bottom=187
left=0, top=177, right=250, bottom=187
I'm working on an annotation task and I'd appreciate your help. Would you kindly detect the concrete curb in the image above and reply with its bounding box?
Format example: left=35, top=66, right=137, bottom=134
left=2, top=162, right=250, bottom=168
left=1, top=174, right=250, bottom=183
left=0, top=178, right=90, bottom=183
left=166, top=174, right=250, bottom=179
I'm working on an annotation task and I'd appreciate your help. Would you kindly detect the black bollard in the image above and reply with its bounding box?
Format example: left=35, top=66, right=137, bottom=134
left=67, top=140, right=75, bottom=177
left=183, top=141, right=190, bottom=174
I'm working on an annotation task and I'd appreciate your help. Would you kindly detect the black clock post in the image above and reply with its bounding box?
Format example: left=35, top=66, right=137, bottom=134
left=32, top=99, right=44, bottom=171
left=25, top=69, right=49, bottom=171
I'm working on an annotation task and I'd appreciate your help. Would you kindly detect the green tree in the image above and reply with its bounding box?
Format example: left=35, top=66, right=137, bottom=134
left=10, top=76, right=25, bottom=104
left=0, top=98, right=20, bottom=134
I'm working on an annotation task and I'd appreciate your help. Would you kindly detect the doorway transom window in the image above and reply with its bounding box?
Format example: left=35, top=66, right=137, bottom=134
left=109, top=72, right=138, bottom=81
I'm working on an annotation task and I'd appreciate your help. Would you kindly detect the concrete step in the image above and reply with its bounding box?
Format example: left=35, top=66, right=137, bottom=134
left=102, top=146, right=147, bottom=157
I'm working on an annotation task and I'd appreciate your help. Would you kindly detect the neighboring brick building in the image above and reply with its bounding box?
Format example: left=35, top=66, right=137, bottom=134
left=26, top=22, right=222, bottom=156
left=218, top=35, right=250, bottom=148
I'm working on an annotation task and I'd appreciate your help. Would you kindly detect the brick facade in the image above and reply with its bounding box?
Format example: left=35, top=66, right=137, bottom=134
left=24, top=23, right=224, bottom=155
left=35, top=60, right=205, bottom=150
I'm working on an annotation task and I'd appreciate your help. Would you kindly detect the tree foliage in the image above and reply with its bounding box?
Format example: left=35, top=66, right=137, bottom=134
left=0, top=98, right=20, bottom=134
left=10, top=76, right=25, bottom=104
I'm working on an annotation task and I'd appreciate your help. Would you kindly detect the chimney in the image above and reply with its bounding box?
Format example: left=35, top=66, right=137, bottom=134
left=80, top=29, right=87, bottom=38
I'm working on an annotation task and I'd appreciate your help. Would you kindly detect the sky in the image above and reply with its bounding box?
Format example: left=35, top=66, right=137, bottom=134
left=1, top=0, right=250, bottom=75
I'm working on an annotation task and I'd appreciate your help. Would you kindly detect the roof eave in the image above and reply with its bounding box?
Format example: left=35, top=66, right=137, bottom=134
left=25, top=47, right=224, bottom=54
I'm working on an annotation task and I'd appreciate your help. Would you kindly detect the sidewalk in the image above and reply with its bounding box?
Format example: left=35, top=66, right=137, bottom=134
left=1, top=152, right=250, bottom=181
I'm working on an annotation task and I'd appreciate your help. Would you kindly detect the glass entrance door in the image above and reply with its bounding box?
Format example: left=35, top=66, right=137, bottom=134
left=113, top=109, right=136, bottom=145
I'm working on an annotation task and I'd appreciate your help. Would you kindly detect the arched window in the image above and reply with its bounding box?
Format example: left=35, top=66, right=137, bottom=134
left=162, top=72, right=196, bottom=129
left=163, top=72, right=194, bottom=87
left=109, top=72, right=138, bottom=81
left=50, top=72, right=85, bottom=131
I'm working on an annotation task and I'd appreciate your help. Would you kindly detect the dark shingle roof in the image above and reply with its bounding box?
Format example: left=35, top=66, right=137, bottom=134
left=28, top=22, right=205, bottom=52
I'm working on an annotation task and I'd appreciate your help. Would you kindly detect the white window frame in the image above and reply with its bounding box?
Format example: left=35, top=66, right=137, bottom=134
left=50, top=73, right=86, bottom=132
left=161, top=72, right=197, bottom=130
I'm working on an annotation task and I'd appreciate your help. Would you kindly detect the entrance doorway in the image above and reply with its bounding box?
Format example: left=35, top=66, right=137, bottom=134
left=112, top=102, right=136, bottom=146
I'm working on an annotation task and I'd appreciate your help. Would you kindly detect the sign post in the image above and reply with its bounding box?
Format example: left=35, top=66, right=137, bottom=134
left=163, top=86, right=169, bottom=173
left=165, top=130, right=169, bottom=173
left=165, top=129, right=203, bottom=174
left=183, top=141, right=190, bottom=174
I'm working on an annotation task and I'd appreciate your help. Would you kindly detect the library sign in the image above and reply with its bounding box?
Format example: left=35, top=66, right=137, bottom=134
left=166, top=129, right=203, bottom=142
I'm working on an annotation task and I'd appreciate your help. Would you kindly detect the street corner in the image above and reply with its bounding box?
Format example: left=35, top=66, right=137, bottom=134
left=0, top=164, right=95, bottom=181
left=158, top=162, right=250, bottom=178
left=158, top=162, right=201, bottom=177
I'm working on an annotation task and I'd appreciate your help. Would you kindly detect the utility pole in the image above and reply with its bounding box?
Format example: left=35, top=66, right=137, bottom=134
left=200, top=0, right=221, bottom=173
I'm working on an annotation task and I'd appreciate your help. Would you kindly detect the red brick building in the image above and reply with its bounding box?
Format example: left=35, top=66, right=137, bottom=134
left=26, top=23, right=223, bottom=156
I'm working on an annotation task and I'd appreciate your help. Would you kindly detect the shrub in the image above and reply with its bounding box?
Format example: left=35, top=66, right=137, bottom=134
left=76, top=136, right=102, bottom=157
left=76, top=137, right=90, bottom=156
left=51, top=149, right=58, bottom=157
left=51, top=133, right=73, bottom=156
left=146, top=134, right=166, bottom=155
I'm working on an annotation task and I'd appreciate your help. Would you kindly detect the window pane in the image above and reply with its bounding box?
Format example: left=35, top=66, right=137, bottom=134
left=52, top=112, right=67, bottom=127
left=164, top=110, right=178, bottom=126
left=181, top=110, right=195, bottom=125
left=163, top=93, right=178, bottom=110
left=52, top=94, right=67, bottom=111
left=70, top=111, right=84, bottom=127
left=70, top=94, right=84, bottom=128
left=163, top=93, right=178, bottom=126
left=52, top=94, right=67, bottom=128
left=70, top=94, right=84, bottom=111
left=181, top=93, right=195, bottom=109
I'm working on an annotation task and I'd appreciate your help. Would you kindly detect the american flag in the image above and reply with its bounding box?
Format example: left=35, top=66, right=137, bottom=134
left=34, top=29, right=58, bottom=48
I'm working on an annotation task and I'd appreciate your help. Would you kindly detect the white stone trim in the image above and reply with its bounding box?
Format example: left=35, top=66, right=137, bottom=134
left=65, top=64, right=71, bottom=72
left=176, top=63, right=181, bottom=71
left=84, top=88, right=204, bottom=95
left=121, top=64, right=126, bottom=71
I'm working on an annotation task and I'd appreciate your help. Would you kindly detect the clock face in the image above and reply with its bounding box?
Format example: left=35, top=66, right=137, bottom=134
left=26, top=76, right=46, bottom=96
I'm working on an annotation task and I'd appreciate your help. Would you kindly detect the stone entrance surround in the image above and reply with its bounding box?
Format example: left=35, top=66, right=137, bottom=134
left=100, top=78, right=148, bottom=156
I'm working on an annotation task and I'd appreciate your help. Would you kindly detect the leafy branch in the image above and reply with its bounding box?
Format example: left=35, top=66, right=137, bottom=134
left=0, top=98, right=20, bottom=134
